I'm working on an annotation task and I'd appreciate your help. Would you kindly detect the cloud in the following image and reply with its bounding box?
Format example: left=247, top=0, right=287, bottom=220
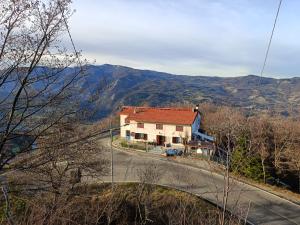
left=69, top=0, right=300, bottom=78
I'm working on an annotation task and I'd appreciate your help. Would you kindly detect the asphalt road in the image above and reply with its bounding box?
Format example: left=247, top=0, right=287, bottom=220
left=97, top=137, right=300, bottom=225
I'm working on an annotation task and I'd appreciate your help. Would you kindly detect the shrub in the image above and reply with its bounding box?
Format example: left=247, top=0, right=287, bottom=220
left=231, top=136, right=268, bottom=181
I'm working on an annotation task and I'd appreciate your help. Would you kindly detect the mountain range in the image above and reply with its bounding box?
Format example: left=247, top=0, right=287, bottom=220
left=80, top=64, right=300, bottom=120
left=2, top=64, right=299, bottom=120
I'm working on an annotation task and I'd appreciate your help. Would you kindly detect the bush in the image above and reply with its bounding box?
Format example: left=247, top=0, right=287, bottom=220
left=120, top=140, right=129, bottom=148
left=3, top=183, right=241, bottom=225
left=231, top=136, right=268, bottom=181
left=120, top=140, right=147, bottom=151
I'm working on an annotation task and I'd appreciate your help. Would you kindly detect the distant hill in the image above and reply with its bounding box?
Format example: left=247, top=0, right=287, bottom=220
left=2, top=64, right=300, bottom=120
left=80, top=64, right=300, bottom=119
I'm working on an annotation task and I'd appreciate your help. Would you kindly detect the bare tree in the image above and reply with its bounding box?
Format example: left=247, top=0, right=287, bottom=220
left=248, top=117, right=273, bottom=183
left=201, top=106, right=250, bottom=225
left=284, top=145, right=300, bottom=193
left=203, top=106, right=245, bottom=152
left=277, top=120, right=300, bottom=193
left=7, top=122, right=109, bottom=224
left=136, top=162, right=162, bottom=225
left=0, top=0, right=87, bottom=171
left=271, top=117, right=298, bottom=170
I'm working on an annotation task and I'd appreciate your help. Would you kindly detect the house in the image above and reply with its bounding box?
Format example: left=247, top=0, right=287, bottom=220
left=119, top=106, right=213, bottom=148
left=187, top=140, right=215, bottom=157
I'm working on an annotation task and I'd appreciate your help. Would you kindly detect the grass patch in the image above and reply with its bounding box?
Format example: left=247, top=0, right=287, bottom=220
left=120, top=140, right=148, bottom=151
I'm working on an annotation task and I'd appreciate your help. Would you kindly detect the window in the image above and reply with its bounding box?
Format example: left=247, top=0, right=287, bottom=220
left=125, top=118, right=130, bottom=124
left=176, top=125, right=183, bottom=132
left=156, top=124, right=163, bottom=130
left=135, top=133, right=148, bottom=140
left=135, top=133, right=141, bottom=139
left=172, top=137, right=181, bottom=144
left=126, top=130, right=130, bottom=136
left=137, top=123, right=144, bottom=128
left=143, top=134, right=148, bottom=140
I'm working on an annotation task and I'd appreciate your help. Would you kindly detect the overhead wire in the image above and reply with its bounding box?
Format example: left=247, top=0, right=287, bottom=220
left=259, top=0, right=283, bottom=79
left=250, top=0, right=283, bottom=115
left=57, top=1, right=83, bottom=70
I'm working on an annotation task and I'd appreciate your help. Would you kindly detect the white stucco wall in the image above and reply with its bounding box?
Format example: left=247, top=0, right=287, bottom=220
left=120, top=114, right=128, bottom=138
left=132, top=121, right=191, bottom=143
left=120, top=115, right=194, bottom=146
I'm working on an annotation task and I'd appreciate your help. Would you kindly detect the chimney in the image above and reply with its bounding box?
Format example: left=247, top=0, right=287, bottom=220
left=194, top=104, right=199, bottom=112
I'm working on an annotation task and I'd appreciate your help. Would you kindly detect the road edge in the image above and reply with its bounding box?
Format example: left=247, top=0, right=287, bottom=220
left=111, top=139, right=300, bottom=207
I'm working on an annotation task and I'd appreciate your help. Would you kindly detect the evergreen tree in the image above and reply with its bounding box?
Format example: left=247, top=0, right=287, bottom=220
left=231, top=135, right=266, bottom=181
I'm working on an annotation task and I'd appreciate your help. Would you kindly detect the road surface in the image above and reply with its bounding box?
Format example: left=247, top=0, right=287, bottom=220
left=96, top=137, right=300, bottom=225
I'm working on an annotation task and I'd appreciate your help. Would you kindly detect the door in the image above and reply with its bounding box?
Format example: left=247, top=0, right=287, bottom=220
left=156, top=135, right=165, bottom=146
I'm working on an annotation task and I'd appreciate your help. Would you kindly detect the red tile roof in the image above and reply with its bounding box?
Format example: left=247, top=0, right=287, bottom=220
left=120, top=106, right=198, bottom=125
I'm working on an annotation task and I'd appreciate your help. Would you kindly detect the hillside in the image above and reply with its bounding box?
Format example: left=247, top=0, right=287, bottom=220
left=80, top=64, right=300, bottom=119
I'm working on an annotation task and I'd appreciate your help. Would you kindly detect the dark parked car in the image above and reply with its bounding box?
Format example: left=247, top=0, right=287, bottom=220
left=165, top=149, right=183, bottom=156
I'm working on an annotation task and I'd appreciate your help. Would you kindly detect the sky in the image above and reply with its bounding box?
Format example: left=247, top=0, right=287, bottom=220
left=69, top=0, right=300, bottom=78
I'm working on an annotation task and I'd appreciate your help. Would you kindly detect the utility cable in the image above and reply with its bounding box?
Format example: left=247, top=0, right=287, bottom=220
left=250, top=0, right=283, bottom=115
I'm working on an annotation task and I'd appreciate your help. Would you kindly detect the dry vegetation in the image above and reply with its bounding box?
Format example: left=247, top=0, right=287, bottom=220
left=0, top=183, right=245, bottom=225
left=200, top=103, right=300, bottom=193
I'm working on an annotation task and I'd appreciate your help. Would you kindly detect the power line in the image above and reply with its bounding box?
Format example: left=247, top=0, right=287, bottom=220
left=57, top=1, right=83, bottom=70
left=259, top=0, right=283, bottom=78
left=250, top=0, right=283, bottom=115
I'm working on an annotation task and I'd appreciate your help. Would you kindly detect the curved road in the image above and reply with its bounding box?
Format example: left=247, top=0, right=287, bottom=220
left=97, top=138, right=300, bottom=225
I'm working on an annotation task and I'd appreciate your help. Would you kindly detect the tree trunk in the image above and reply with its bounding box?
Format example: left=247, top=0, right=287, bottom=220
left=262, top=158, right=266, bottom=184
